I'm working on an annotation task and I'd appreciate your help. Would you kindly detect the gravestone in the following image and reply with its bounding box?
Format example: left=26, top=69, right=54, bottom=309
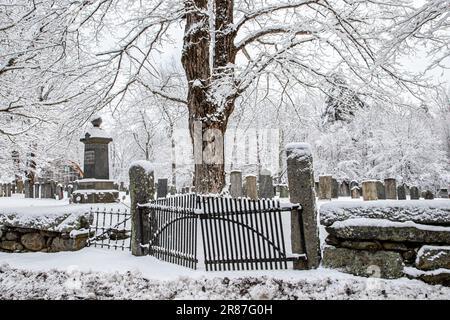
left=119, top=182, right=125, bottom=192
left=50, top=180, right=56, bottom=199
left=157, top=178, right=168, bottom=199
left=351, top=186, right=361, bottom=199
left=331, top=178, right=339, bottom=199
left=339, top=181, right=350, bottom=197
left=319, top=175, right=332, bottom=200
left=73, top=117, right=118, bottom=203
left=24, top=180, right=31, bottom=198
left=350, top=180, right=359, bottom=189
left=169, top=185, right=177, bottom=195
left=57, top=184, right=64, bottom=200
left=376, top=180, right=386, bottom=200
left=424, top=190, right=434, bottom=199
left=258, top=169, right=274, bottom=199
left=397, top=185, right=406, bottom=200
left=34, top=183, right=40, bottom=199
left=0, top=184, right=3, bottom=197
left=286, top=143, right=321, bottom=269
left=362, top=180, right=378, bottom=201
left=11, top=183, right=16, bottom=194
left=438, top=189, right=449, bottom=199
left=384, top=178, right=397, bottom=200
left=5, top=183, right=11, bottom=197
left=245, top=175, right=257, bottom=200
left=16, top=179, right=24, bottom=193
left=230, top=170, right=243, bottom=198
left=410, top=186, right=420, bottom=200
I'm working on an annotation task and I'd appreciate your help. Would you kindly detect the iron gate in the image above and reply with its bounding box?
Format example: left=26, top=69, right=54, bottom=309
left=139, top=194, right=306, bottom=271
left=87, top=207, right=131, bottom=251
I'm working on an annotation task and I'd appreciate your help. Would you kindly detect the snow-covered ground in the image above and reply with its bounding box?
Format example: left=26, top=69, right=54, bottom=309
left=1, top=247, right=449, bottom=300
left=1, top=195, right=449, bottom=299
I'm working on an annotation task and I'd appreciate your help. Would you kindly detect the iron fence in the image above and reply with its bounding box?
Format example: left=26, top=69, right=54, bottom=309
left=87, top=207, right=131, bottom=251
left=139, top=194, right=306, bottom=271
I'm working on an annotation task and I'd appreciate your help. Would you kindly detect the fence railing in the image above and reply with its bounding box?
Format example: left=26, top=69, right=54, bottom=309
left=138, top=194, right=306, bottom=271
left=87, top=207, right=131, bottom=251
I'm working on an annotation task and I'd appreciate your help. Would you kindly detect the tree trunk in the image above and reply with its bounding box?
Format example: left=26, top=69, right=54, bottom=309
left=182, top=0, right=236, bottom=194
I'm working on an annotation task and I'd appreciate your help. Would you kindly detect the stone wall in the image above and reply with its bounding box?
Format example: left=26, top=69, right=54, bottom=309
left=0, top=226, right=88, bottom=253
left=320, top=201, right=450, bottom=286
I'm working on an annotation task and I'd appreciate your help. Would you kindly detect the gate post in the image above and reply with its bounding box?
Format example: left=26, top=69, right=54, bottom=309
left=129, top=161, right=155, bottom=256
left=286, top=143, right=321, bottom=269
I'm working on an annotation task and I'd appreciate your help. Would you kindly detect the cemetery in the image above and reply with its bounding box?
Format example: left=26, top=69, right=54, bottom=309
left=1, top=0, right=449, bottom=302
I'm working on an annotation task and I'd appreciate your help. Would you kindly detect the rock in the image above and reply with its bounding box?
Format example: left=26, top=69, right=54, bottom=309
left=322, top=246, right=404, bottom=279
left=339, top=240, right=382, bottom=251
left=405, top=267, right=450, bottom=287
left=382, top=242, right=409, bottom=251
left=320, top=200, right=450, bottom=226
left=49, top=235, right=88, bottom=252
left=326, top=221, right=450, bottom=244
left=416, top=246, right=450, bottom=271
left=401, top=250, right=417, bottom=264
left=20, top=233, right=45, bottom=251
left=0, top=240, right=23, bottom=251
left=5, top=232, right=18, bottom=241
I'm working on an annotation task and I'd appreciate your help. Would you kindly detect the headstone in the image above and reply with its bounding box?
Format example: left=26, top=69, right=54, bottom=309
left=410, top=186, right=420, bottom=200
left=376, top=180, right=386, bottom=200
left=258, top=169, right=274, bottom=199
left=0, top=184, right=3, bottom=197
left=384, top=178, right=397, bottom=200
left=44, top=181, right=52, bottom=198
left=438, top=189, right=449, bottom=199
left=339, top=181, right=350, bottom=197
left=67, top=184, right=73, bottom=198
left=157, top=178, right=168, bottom=199
left=169, top=185, right=177, bottom=195
left=50, top=180, right=56, bottom=199
left=286, top=143, right=321, bottom=269
left=81, top=117, right=112, bottom=179
left=331, top=178, right=339, bottom=199
left=57, top=184, right=64, bottom=200
left=16, top=179, right=24, bottom=193
left=230, top=170, right=243, bottom=198
left=397, top=185, right=406, bottom=200
left=245, top=175, right=257, bottom=200
left=120, top=182, right=125, bottom=192
left=351, top=186, right=361, bottom=199
left=11, top=183, right=16, bottom=194
left=24, top=180, right=31, bottom=198
left=129, top=161, right=155, bottom=256
left=424, top=190, right=434, bottom=200
left=5, top=183, right=11, bottom=197
left=319, top=175, right=332, bottom=200
left=350, top=180, right=359, bottom=189
left=362, top=180, right=378, bottom=201
left=34, top=183, right=40, bottom=199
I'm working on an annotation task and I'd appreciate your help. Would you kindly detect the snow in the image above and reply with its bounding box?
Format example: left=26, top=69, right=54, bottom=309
left=0, top=197, right=127, bottom=232
left=129, top=160, right=155, bottom=174
left=285, top=142, right=312, bottom=159
left=320, top=200, right=450, bottom=226
left=0, top=248, right=449, bottom=299
left=404, top=267, right=450, bottom=277
left=83, top=126, right=112, bottom=139
left=329, top=218, right=450, bottom=232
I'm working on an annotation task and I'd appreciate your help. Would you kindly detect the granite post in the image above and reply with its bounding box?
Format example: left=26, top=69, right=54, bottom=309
left=258, top=169, right=274, bottom=199
left=319, top=175, right=332, bottom=200
left=362, top=180, right=378, bottom=201
left=129, top=161, right=155, bottom=256
left=286, top=143, right=321, bottom=269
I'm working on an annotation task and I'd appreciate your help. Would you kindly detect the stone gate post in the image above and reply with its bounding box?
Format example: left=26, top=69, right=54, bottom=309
left=286, top=143, right=321, bottom=269
left=129, top=161, right=155, bottom=256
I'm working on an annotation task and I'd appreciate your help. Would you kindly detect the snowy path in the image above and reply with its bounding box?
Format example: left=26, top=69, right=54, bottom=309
left=1, top=247, right=450, bottom=300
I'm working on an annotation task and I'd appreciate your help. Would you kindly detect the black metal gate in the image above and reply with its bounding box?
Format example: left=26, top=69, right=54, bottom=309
left=87, top=207, right=131, bottom=251
left=139, top=194, right=306, bottom=271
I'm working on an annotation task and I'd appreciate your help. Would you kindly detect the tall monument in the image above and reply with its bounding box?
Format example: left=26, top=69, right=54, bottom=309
left=72, top=117, right=119, bottom=203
